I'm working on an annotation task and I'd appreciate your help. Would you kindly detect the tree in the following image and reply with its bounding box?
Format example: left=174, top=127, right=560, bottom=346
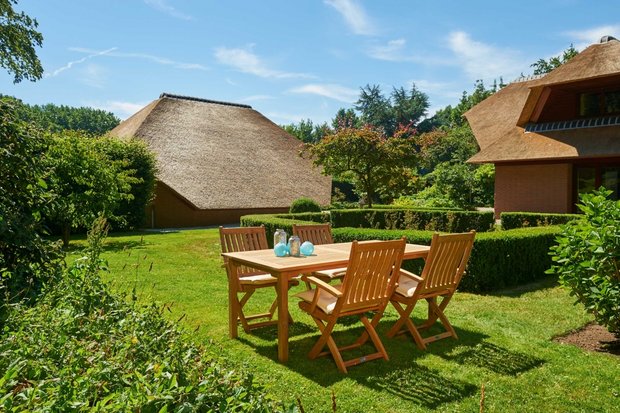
left=0, top=0, right=43, bottom=83
left=531, top=44, right=579, bottom=75
left=354, top=84, right=394, bottom=135
left=332, top=108, right=360, bottom=130
left=45, top=132, right=134, bottom=247
left=417, top=124, right=479, bottom=173
left=305, top=126, right=417, bottom=207
left=281, top=119, right=330, bottom=144
left=391, top=84, right=429, bottom=129
left=0, top=99, right=62, bottom=308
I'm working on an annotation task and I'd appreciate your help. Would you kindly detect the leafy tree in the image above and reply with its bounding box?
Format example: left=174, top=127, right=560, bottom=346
left=531, top=44, right=579, bottom=75
left=305, top=126, right=417, bottom=207
left=0, top=0, right=43, bottom=83
left=417, top=124, right=479, bottom=173
left=391, top=85, right=429, bottom=129
left=45, top=132, right=134, bottom=247
left=332, top=108, right=361, bottom=130
left=548, top=189, right=620, bottom=334
left=0, top=95, right=120, bottom=134
left=0, top=99, right=62, bottom=309
left=355, top=84, right=393, bottom=135
left=281, top=119, right=330, bottom=144
left=94, top=137, right=157, bottom=229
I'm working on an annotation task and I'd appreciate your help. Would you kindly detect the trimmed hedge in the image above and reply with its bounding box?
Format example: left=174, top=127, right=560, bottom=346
left=241, top=213, right=559, bottom=292
left=289, top=197, right=322, bottom=213
left=501, top=212, right=581, bottom=230
left=330, top=208, right=495, bottom=233
left=274, top=212, right=330, bottom=224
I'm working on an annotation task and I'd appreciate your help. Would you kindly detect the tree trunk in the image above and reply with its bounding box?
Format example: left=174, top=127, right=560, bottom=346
left=62, top=225, right=70, bottom=249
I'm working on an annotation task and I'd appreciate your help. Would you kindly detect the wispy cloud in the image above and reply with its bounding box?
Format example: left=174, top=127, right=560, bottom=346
left=143, top=0, right=192, bottom=20
left=324, top=0, right=375, bottom=36
left=367, top=38, right=453, bottom=65
left=45, top=47, right=117, bottom=77
left=288, top=83, right=358, bottom=103
left=265, top=111, right=311, bottom=124
left=214, top=46, right=313, bottom=79
left=88, top=100, right=148, bottom=119
left=239, top=95, right=275, bottom=102
left=69, top=47, right=208, bottom=70
left=79, top=64, right=107, bottom=88
left=564, top=25, right=620, bottom=49
left=447, top=31, right=524, bottom=81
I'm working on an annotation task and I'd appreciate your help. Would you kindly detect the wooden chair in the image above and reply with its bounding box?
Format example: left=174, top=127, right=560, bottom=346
left=219, top=226, right=297, bottom=333
left=387, top=231, right=475, bottom=350
left=295, top=238, right=406, bottom=373
left=292, top=223, right=346, bottom=282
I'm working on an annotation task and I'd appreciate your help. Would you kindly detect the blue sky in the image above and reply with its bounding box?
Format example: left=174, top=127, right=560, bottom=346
left=3, top=0, right=620, bottom=125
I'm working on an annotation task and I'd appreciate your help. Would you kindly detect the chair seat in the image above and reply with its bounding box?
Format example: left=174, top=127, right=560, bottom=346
left=295, top=284, right=343, bottom=315
left=239, top=273, right=277, bottom=285
left=313, top=267, right=347, bottom=279
left=395, top=271, right=420, bottom=298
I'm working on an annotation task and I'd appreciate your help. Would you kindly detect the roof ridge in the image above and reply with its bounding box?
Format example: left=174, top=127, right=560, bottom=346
left=510, top=73, right=546, bottom=84
left=159, top=93, right=252, bottom=109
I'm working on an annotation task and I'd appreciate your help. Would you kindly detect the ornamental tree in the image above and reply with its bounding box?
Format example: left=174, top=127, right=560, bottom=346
left=305, top=126, right=417, bottom=207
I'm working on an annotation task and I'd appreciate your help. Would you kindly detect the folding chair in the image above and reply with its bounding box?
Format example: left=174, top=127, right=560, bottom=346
left=292, top=223, right=346, bottom=283
left=219, top=226, right=297, bottom=333
left=295, top=238, right=406, bottom=373
left=387, top=231, right=475, bottom=350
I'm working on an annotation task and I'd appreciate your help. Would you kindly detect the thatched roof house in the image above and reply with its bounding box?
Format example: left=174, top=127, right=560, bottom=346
left=112, top=93, right=331, bottom=228
left=465, top=37, right=620, bottom=216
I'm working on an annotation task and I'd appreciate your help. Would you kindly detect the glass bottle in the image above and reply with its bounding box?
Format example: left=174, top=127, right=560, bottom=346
left=288, top=235, right=301, bottom=257
left=274, top=229, right=287, bottom=247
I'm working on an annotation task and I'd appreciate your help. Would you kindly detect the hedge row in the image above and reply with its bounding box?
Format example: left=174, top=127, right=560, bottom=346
left=241, top=213, right=560, bottom=293
left=501, top=211, right=581, bottom=230
left=273, top=212, right=330, bottom=224
left=330, top=209, right=495, bottom=233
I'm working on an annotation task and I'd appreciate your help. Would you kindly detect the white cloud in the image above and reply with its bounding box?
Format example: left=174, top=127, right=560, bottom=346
left=45, top=47, right=117, bottom=78
left=143, top=0, right=192, bottom=20
left=564, top=25, right=620, bottom=50
left=367, top=38, right=453, bottom=65
left=288, top=83, right=358, bottom=103
left=324, top=0, right=375, bottom=36
left=69, top=47, right=208, bottom=70
left=265, top=111, right=310, bottom=124
left=214, top=46, right=313, bottom=79
left=88, top=100, right=148, bottom=119
left=447, top=31, right=524, bottom=81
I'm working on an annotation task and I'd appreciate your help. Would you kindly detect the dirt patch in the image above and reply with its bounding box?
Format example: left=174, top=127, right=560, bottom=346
left=555, top=322, right=620, bottom=356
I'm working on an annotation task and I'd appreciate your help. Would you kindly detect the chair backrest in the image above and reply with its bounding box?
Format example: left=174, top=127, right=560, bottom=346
left=219, top=226, right=268, bottom=277
left=292, top=223, right=333, bottom=245
left=419, top=231, right=476, bottom=294
left=338, top=238, right=406, bottom=314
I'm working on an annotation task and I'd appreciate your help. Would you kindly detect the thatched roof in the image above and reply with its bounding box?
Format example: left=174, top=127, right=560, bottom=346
left=111, top=93, right=331, bottom=209
left=466, top=38, right=620, bottom=163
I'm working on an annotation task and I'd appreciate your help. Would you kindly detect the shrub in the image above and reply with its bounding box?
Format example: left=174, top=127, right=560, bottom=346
left=330, top=208, right=494, bottom=233
left=0, top=218, right=287, bottom=411
left=0, top=99, right=63, bottom=309
left=548, top=189, right=620, bottom=334
left=501, top=211, right=580, bottom=230
left=289, top=197, right=322, bottom=213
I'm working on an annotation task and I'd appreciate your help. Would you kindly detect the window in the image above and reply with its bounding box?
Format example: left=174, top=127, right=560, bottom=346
left=575, top=165, right=620, bottom=208
left=579, top=90, right=620, bottom=117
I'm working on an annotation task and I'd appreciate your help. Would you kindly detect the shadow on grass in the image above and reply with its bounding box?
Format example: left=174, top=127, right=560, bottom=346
left=438, top=341, right=545, bottom=375
left=486, top=275, right=559, bottom=298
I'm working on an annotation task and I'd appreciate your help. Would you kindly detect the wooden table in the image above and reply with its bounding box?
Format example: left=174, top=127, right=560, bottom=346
left=222, top=241, right=430, bottom=362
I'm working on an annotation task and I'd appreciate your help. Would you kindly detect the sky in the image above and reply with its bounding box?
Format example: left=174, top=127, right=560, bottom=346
left=3, top=0, right=620, bottom=125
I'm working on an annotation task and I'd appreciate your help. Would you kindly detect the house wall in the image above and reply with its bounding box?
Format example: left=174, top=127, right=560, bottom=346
left=494, top=163, right=573, bottom=217
left=146, top=182, right=289, bottom=228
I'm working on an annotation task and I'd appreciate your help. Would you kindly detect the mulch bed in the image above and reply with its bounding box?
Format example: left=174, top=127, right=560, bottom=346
left=554, top=322, right=620, bottom=356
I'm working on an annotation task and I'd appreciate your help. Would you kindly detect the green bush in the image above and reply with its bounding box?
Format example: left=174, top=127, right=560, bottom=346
left=289, top=197, right=322, bottom=213
left=0, top=99, right=63, bottom=309
left=501, top=211, right=580, bottom=230
left=274, top=212, right=330, bottom=223
left=0, top=219, right=286, bottom=412
left=330, top=208, right=494, bottom=232
left=548, top=189, right=620, bottom=334
left=242, top=212, right=558, bottom=292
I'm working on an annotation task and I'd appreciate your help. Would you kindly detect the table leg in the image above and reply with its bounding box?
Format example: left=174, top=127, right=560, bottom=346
left=277, top=272, right=289, bottom=362
left=228, top=261, right=239, bottom=339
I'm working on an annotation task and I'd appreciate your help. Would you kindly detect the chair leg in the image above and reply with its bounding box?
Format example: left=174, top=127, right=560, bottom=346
left=427, top=297, right=457, bottom=340
left=308, top=317, right=347, bottom=372
left=387, top=299, right=417, bottom=338
left=360, top=315, right=389, bottom=362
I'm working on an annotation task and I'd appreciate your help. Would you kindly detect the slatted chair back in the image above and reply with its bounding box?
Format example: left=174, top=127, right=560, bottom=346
left=418, top=231, right=475, bottom=295
left=338, top=238, right=406, bottom=314
left=292, top=223, right=334, bottom=245
left=219, top=226, right=269, bottom=277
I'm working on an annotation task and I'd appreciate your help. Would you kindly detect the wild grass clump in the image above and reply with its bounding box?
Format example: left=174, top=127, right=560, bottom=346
left=0, top=218, right=286, bottom=412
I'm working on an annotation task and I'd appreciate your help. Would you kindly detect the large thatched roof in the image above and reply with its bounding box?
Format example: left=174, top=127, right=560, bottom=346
left=466, top=38, right=620, bottom=163
left=111, top=93, right=331, bottom=209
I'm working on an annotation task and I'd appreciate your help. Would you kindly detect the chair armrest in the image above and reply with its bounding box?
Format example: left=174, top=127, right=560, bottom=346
left=302, top=275, right=343, bottom=297
left=399, top=268, right=423, bottom=283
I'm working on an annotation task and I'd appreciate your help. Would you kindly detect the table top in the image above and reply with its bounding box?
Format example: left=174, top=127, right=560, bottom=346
left=222, top=241, right=430, bottom=274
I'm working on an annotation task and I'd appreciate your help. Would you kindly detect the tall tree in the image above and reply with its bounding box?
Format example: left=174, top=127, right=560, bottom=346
left=332, top=108, right=361, bottom=130
left=0, top=0, right=43, bottom=83
left=354, top=84, right=394, bottom=135
left=531, top=44, right=579, bottom=75
left=391, top=84, right=429, bottom=129
left=281, top=119, right=330, bottom=144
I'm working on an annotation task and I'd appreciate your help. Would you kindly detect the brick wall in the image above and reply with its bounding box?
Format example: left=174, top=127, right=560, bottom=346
left=494, top=163, right=573, bottom=217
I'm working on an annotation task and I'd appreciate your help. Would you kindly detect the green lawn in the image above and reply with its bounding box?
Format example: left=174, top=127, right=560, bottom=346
left=68, top=229, right=620, bottom=412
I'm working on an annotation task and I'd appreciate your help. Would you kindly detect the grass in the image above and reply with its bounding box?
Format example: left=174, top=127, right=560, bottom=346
left=67, top=229, right=620, bottom=412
